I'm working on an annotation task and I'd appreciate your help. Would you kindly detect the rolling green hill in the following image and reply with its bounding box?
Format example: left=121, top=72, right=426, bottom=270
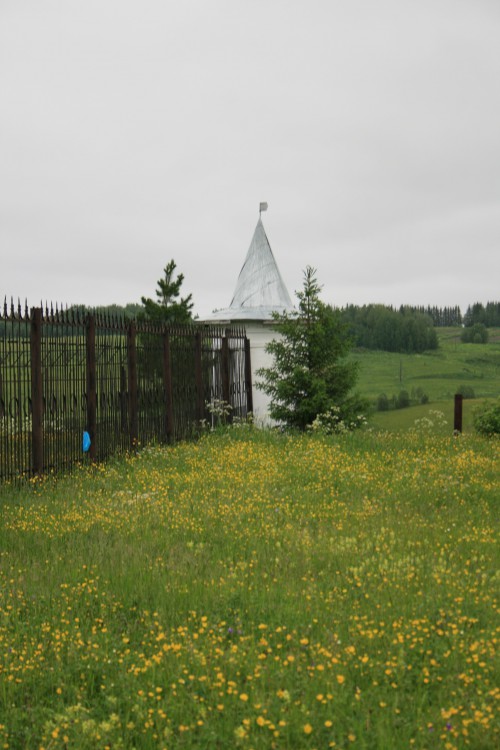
left=351, top=327, right=500, bottom=433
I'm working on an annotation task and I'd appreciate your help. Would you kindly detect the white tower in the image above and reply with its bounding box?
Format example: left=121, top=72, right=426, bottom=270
left=203, top=208, right=295, bottom=423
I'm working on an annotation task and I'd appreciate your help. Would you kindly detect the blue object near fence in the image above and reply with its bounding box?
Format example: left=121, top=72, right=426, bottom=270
left=82, top=431, right=91, bottom=453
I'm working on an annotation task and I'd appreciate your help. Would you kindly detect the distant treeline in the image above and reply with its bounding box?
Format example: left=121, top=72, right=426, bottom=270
left=340, top=305, right=439, bottom=353
left=68, top=301, right=500, bottom=329
left=67, top=303, right=144, bottom=319
left=406, top=305, right=462, bottom=327
left=339, top=301, right=500, bottom=353
left=0, top=303, right=145, bottom=338
left=463, top=302, right=500, bottom=327
left=3, top=300, right=499, bottom=353
left=342, top=304, right=463, bottom=327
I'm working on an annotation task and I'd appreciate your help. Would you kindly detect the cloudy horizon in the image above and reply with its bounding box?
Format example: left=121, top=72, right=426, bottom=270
left=1, top=0, right=499, bottom=319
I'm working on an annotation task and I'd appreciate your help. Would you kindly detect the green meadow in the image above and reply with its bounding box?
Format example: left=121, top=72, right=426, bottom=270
left=1, top=427, right=498, bottom=749
left=351, top=327, right=500, bottom=433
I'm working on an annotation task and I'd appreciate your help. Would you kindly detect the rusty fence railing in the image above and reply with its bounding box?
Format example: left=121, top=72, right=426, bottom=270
left=0, top=301, right=252, bottom=482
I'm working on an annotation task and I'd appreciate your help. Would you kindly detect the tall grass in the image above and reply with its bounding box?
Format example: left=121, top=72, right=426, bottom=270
left=0, top=428, right=498, bottom=749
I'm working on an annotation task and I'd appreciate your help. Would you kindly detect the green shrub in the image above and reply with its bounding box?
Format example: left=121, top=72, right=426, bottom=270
left=461, top=323, right=488, bottom=343
left=473, top=399, right=500, bottom=436
left=396, top=390, right=410, bottom=409
left=377, top=393, right=390, bottom=411
left=457, top=385, right=476, bottom=399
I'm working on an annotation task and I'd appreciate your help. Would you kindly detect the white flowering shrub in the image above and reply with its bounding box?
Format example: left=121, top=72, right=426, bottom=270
left=202, top=401, right=254, bottom=432
left=309, top=406, right=367, bottom=435
left=231, top=413, right=254, bottom=429
left=206, top=398, right=232, bottom=419
left=204, top=398, right=233, bottom=429
left=412, top=409, right=448, bottom=433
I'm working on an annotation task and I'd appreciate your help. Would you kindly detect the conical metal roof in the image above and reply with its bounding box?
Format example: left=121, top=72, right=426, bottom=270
left=205, top=217, right=295, bottom=321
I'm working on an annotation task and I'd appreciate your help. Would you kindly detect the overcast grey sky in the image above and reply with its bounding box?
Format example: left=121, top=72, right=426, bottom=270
left=1, top=0, right=499, bottom=318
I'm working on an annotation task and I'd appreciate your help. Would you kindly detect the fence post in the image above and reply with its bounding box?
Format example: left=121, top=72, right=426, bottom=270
left=221, top=331, right=231, bottom=422
left=128, top=322, right=139, bottom=449
left=86, top=315, right=97, bottom=460
left=0, top=369, right=4, bottom=419
left=30, top=307, right=43, bottom=474
left=244, top=336, right=253, bottom=416
left=454, top=393, right=463, bottom=433
left=194, top=330, right=204, bottom=425
left=120, top=366, right=127, bottom=433
left=163, top=331, right=174, bottom=443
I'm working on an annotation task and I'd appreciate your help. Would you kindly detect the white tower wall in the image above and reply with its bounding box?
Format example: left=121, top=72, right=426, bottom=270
left=244, top=321, right=281, bottom=425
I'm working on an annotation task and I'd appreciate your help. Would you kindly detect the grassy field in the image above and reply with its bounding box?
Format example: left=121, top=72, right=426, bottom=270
left=1, top=428, right=498, bottom=749
left=351, top=327, right=500, bottom=433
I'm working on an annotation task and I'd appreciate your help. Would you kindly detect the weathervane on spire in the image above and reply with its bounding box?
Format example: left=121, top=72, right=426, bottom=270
left=259, top=202, right=268, bottom=216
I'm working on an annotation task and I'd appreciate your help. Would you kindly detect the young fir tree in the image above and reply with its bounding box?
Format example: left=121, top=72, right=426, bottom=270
left=138, top=260, right=194, bottom=383
left=257, top=266, right=361, bottom=430
left=141, top=260, right=193, bottom=324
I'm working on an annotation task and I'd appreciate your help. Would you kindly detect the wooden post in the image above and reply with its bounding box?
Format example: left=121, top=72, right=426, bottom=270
left=120, top=365, right=127, bottom=433
left=30, top=307, right=44, bottom=474
left=127, top=322, right=139, bottom=449
left=86, top=315, right=97, bottom=460
left=163, top=331, right=174, bottom=443
left=454, top=393, right=463, bottom=433
left=0, top=368, right=4, bottom=419
left=244, top=336, right=253, bottom=416
left=194, top=331, right=204, bottom=424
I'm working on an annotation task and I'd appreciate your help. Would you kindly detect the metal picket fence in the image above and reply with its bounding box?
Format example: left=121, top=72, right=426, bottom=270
left=0, top=301, right=252, bottom=481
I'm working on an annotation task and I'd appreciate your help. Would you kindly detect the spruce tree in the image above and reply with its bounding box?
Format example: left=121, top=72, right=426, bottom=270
left=141, top=260, right=193, bottom=324
left=257, top=267, right=361, bottom=430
